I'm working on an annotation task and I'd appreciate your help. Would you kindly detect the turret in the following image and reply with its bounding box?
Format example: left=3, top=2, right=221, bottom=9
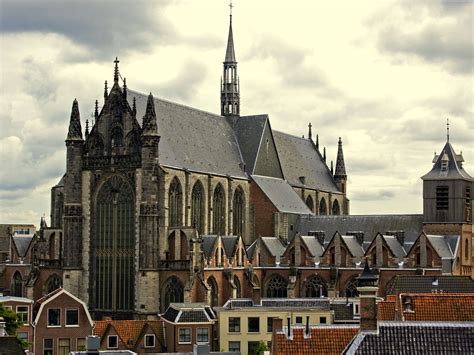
left=334, top=137, right=347, bottom=194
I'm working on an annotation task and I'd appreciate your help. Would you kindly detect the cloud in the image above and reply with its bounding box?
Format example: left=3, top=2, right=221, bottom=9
left=351, top=189, right=395, bottom=201
left=22, top=57, right=58, bottom=101
left=368, top=0, right=473, bottom=74
left=159, top=61, right=208, bottom=101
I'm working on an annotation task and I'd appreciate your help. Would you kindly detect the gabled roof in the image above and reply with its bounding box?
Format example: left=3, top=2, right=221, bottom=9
left=161, top=303, right=216, bottom=324
left=273, top=131, right=340, bottom=193
left=33, top=288, right=93, bottom=327
left=221, top=236, right=238, bottom=259
left=425, top=234, right=456, bottom=258
left=11, top=233, right=34, bottom=258
left=260, top=237, right=286, bottom=258
left=251, top=175, right=313, bottom=215
left=341, top=235, right=365, bottom=259
left=344, top=322, right=474, bottom=355
left=94, top=320, right=164, bottom=348
left=383, top=235, right=407, bottom=258
left=234, top=115, right=267, bottom=174
left=246, top=240, right=257, bottom=260
left=421, top=141, right=473, bottom=181
left=0, top=295, right=34, bottom=304
left=300, top=235, right=324, bottom=257
left=201, top=235, right=219, bottom=258
left=129, top=91, right=246, bottom=179
left=386, top=275, right=474, bottom=295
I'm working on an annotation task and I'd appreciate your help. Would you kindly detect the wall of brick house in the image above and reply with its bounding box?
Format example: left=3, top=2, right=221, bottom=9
left=250, top=182, right=277, bottom=238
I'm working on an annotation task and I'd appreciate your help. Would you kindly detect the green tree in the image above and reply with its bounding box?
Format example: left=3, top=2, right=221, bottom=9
left=0, top=303, right=29, bottom=348
left=250, top=340, right=269, bottom=355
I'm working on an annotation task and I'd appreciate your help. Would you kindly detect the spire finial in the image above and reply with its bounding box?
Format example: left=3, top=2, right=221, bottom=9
left=123, top=77, right=127, bottom=99
left=104, top=80, right=108, bottom=99
left=114, top=57, right=120, bottom=83
left=229, top=0, right=233, bottom=17
left=94, top=100, right=99, bottom=119
left=132, top=97, right=137, bottom=116
left=446, top=118, right=450, bottom=142
left=66, top=98, right=83, bottom=141
left=85, top=119, right=90, bottom=137
left=308, top=122, right=312, bottom=141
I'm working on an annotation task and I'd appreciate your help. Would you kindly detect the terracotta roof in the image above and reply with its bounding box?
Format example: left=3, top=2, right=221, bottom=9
left=274, top=326, right=358, bottom=355
left=377, top=300, right=396, bottom=321
left=94, top=320, right=163, bottom=349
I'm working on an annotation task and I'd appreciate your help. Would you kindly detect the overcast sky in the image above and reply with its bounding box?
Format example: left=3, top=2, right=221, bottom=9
left=0, top=0, right=472, bottom=225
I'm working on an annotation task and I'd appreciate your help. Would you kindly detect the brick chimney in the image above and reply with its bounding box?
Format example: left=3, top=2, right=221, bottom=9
left=271, top=318, right=283, bottom=355
left=252, top=286, right=261, bottom=306
left=357, top=261, right=379, bottom=331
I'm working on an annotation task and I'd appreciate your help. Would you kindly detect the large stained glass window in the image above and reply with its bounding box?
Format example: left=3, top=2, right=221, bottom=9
left=304, top=275, right=328, bottom=297
left=162, top=276, right=184, bottom=312
left=213, top=184, right=225, bottom=235
left=191, top=181, right=205, bottom=234
left=169, top=178, right=183, bottom=227
left=232, top=187, right=244, bottom=236
left=93, top=175, right=135, bottom=312
left=265, top=274, right=288, bottom=298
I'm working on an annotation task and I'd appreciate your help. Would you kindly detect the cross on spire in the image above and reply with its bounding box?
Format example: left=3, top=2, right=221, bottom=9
left=114, top=57, right=120, bottom=83
left=229, top=0, right=233, bottom=16
left=446, top=118, right=450, bottom=142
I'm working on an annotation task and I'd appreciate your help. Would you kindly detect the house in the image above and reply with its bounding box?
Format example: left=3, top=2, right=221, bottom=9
left=0, top=295, right=34, bottom=350
left=32, top=288, right=93, bottom=355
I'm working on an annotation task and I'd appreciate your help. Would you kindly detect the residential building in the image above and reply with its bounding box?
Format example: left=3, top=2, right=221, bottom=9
left=0, top=295, right=34, bottom=350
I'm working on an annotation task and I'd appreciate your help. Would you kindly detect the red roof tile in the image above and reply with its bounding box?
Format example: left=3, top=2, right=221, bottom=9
left=94, top=320, right=163, bottom=349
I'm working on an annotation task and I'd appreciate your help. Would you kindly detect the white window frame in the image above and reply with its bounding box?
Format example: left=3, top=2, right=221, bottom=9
left=144, top=334, right=155, bottom=348
left=65, top=308, right=79, bottom=327
left=107, top=335, right=118, bottom=349
left=196, top=328, right=209, bottom=344
left=16, top=305, right=29, bottom=324
left=178, top=328, right=192, bottom=344
left=47, top=308, right=61, bottom=327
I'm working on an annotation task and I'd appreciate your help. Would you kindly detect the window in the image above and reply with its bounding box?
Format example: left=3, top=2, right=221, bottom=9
left=332, top=200, right=340, bottom=215
left=304, top=275, right=328, bottom=297
left=161, top=276, right=184, bottom=312
left=12, top=272, right=23, bottom=297
left=320, top=317, right=327, bottom=324
left=48, top=308, right=60, bottom=327
left=305, top=195, right=314, bottom=212
left=16, top=306, right=28, bottom=324
left=295, top=316, right=303, bottom=325
left=169, top=178, right=183, bottom=227
left=229, top=341, right=240, bottom=352
left=77, top=338, right=86, bottom=351
left=266, top=274, right=288, bottom=298
left=228, top=317, right=240, bottom=332
left=248, top=317, right=260, bottom=333
left=144, top=334, right=155, bottom=348
left=436, top=186, right=449, bottom=210
left=345, top=278, right=360, bottom=298
left=319, top=198, right=327, bottom=215
left=232, top=187, right=244, bottom=236
left=44, top=339, right=53, bottom=355
left=191, top=181, right=205, bottom=234
left=178, top=328, right=191, bottom=344
left=58, top=338, right=70, bottom=355
left=197, top=328, right=209, bottom=343
left=213, top=184, right=225, bottom=235
left=267, top=317, right=273, bottom=333
left=66, top=309, right=79, bottom=326
left=17, top=332, right=28, bottom=343
left=354, top=303, right=360, bottom=316
left=108, top=335, right=118, bottom=349
left=248, top=341, right=260, bottom=354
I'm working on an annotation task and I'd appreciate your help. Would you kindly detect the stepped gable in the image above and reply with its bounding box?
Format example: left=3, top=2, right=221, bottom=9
left=273, top=130, right=340, bottom=193
left=129, top=90, right=246, bottom=178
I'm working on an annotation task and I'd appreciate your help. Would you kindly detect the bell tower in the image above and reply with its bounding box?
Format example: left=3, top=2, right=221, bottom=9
left=221, top=1, right=240, bottom=116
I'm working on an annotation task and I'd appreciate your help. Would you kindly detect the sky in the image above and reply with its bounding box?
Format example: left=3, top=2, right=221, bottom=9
left=0, top=0, right=472, bottom=225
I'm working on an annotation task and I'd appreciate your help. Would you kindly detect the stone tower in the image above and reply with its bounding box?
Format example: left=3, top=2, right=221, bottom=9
left=220, top=10, right=240, bottom=116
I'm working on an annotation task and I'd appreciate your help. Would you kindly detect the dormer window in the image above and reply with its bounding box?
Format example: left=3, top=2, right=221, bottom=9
left=440, top=153, right=449, bottom=172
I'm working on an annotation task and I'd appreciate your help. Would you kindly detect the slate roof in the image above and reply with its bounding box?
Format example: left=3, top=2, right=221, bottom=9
left=426, top=234, right=456, bottom=258
left=94, top=320, right=164, bottom=348
left=296, top=214, right=424, bottom=245
left=421, top=141, right=473, bottom=181
left=201, top=235, right=218, bottom=258
left=129, top=91, right=246, bottom=179
left=341, top=235, right=365, bottom=259
left=221, top=236, right=238, bottom=258
left=161, top=303, right=216, bottom=323
left=11, top=233, right=34, bottom=257
left=252, top=175, right=313, bottom=214
left=274, top=326, right=359, bottom=355
left=382, top=235, right=406, bottom=258
left=330, top=302, right=357, bottom=322
left=300, top=235, right=324, bottom=257
left=234, top=115, right=267, bottom=174
left=344, top=322, right=474, bottom=355
left=260, top=237, right=286, bottom=257
left=223, top=298, right=330, bottom=310
left=386, top=275, right=474, bottom=295
left=273, top=130, right=340, bottom=193
left=246, top=240, right=257, bottom=260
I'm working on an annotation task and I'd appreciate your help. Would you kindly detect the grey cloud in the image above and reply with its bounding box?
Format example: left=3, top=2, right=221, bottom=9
left=351, top=189, right=395, bottom=201
left=158, top=61, right=208, bottom=102
left=22, top=57, right=58, bottom=101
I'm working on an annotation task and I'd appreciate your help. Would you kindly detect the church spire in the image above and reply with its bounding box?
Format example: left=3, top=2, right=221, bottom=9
left=335, top=137, right=346, bottom=177
left=142, top=93, right=158, bottom=135
left=66, top=99, right=83, bottom=141
left=221, top=1, right=240, bottom=116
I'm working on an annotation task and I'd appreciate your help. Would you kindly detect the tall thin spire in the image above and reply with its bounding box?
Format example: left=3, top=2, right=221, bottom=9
left=132, top=97, right=137, bottom=117
left=66, top=99, right=83, bottom=141
left=85, top=119, right=89, bottom=138
left=114, top=57, right=120, bottom=83
left=94, top=100, right=99, bottom=120
left=123, top=77, right=127, bottom=99
left=446, top=118, right=450, bottom=142
left=225, top=1, right=236, bottom=63
left=308, top=123, right=312, bottom=141
left=335, top=137, right=347, bottom=177
left=142, top=93, right=158, bottom=135
left=104, top=80, right=108, bottom=99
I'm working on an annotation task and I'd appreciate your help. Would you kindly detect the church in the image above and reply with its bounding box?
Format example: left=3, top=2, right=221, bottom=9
left=1, top=11, right=472, bottom=321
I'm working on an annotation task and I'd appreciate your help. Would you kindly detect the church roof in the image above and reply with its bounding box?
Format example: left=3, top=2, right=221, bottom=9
left=421, top=141, right=473, bottom=181
left=252, top=175, right=313, bottom=215
left=129, top=91, right=246, bottom=179
left=234, top=115, right=267, bottom=174
left=273, top=131, right=340, bottom=193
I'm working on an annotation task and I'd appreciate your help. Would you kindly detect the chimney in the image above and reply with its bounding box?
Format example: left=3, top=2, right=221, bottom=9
left=271, top=318, right=283, bottom=355
left=356, top=261, right=379, bottom=331
left=252, top=287, right=261, bottom=306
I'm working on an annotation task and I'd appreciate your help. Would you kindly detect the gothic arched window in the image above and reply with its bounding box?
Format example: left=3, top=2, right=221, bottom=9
left=93, top=175, right=135, bottom=312
left=46, top=274, right=62, bottom=295
left=162, top=276, right=184, bottom=312
left=111, top=126, right=124, bottom=147
left=12, top=272, right=22, bottom=297
left=126, top=132, right=141, bottom=155
left=234, top=276, right=241, bottom=298
left=213, top=184, right=225, bottom=235
left=232, top=187, right=244, bottom=236
left=332, top=200, right=340, bottom=215
left=191, top=181, right=205, bottom=234
left=208, top=276, right=218, bottom=308
left=305, top=195, right=314, bottom=212
left=266, top=274, right=288, bottom=298
left=304, top=275, right=328, bottom=297
left=345, top=277, right=360, bottom=298
left=88, top=134, right=104, bottom=156
left=319, top=198, right=327, bottom=215
left=169, top=178, right=183, bottom=228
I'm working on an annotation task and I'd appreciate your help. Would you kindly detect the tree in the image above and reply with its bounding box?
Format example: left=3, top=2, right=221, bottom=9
left=0, top=303, right=28, bottom=348
left=250, top=340, right=269, bottom=355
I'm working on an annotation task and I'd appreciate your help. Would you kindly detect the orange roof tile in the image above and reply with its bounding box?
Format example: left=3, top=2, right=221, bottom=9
left=94, top=320, right=163, bottom=348
left=274, top=326, right=358, bottom=355
left=378, top=299, right=396, bottom=321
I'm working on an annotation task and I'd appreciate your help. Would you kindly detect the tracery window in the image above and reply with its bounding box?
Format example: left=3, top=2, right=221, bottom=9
left=162, top=276, right=184, bottom=312
left=208, top=276, right=218, bottom=308
left=213, top=184, right=225, bottom=235
left=232, top=187, right=244, bottom=236
left=266, top=274, right=288, bottom=298
left=319, top=198, right=327, bottom=215
left=332, top=200, right=340, bottom=215
left=234, top=276, right=241, bottom=298
left=191, top=181, right=205, bottom=234
left=93, top=175, right=135, bottom=312
left=88, top=134, right=104, bottom=156
left=12, top=272, right=22, bottom=297
left=46, top=274, right=62, bottom=294
left=169, top=178, right=183, bottom=227
left=111, top=126, right=123, bottom=147
left=304, top=275, right=328, bottom=297
left=305, top=195, right=314, bottom=212
left=345, top=278, right=360, bottom=298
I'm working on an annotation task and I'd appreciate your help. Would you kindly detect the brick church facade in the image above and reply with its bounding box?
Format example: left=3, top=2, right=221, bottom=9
left=1, top=12, right=472, bottom=320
